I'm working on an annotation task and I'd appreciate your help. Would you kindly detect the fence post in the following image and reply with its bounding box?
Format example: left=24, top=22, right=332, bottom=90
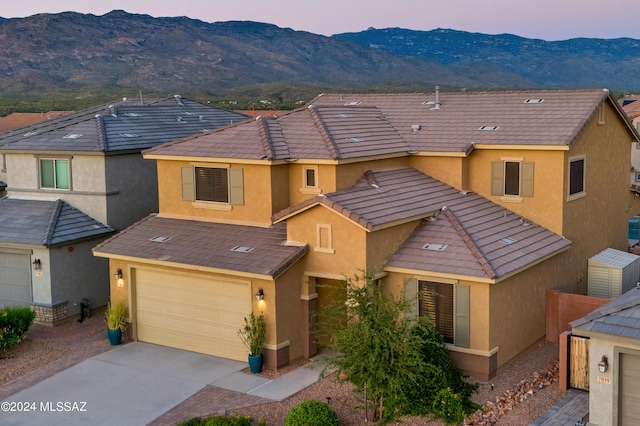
left=559, top=331, right=571, bottom=392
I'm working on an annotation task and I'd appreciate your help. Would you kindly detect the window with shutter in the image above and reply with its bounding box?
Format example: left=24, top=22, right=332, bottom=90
left=181, top=166, right=244, bottom=205
left=419, top=281, right=454, bottom=344
left=491, top=160, right=534, bottom=198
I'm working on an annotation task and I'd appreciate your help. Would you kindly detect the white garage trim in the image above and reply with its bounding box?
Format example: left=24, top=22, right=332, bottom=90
left=133, top=268, right=252, bottom=361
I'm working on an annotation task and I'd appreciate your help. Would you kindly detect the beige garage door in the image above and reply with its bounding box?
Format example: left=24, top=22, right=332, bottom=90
left=620, top=353, right=640, bottom=425
left=135, top=269, right=251, bottom=361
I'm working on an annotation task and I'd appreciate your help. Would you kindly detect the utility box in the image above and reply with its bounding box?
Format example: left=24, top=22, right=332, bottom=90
left=588, top=248, right=640, bottom=298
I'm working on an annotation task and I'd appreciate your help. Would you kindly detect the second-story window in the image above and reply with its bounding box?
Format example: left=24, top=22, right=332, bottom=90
left=568, top=156, right=586, bottom=200
left=195, top=167, right=228, bottom=203
left=40, top=158, right=70, bottom=190
left=491, top=160, right=534, bottom=198
left=181, top=165, right=244, bottom=206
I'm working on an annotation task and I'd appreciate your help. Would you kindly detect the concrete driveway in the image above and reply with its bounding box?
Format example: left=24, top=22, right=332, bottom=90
left=1, top=342, right=323, bottom=425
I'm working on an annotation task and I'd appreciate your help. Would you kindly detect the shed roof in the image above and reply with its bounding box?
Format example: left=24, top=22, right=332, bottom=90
left=92, top=216, right=308, bottom=280
left=0, top=97, right=249, bottom=153
left=0, top=197, right=114, bottom=247
left=571, top=287, right=640, bottom=339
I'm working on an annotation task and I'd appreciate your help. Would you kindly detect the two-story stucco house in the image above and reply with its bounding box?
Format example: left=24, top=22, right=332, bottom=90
left=93, top=89, right=639, bottom=379
left=0, top=96, right=248, bottom=322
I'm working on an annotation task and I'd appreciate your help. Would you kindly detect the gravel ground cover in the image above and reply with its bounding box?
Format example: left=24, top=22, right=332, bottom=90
left=0, top=314, right=565, bottom=425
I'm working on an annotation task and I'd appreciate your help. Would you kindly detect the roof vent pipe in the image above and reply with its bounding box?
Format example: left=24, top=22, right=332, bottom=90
left=433, top=86, right=441, bottom=110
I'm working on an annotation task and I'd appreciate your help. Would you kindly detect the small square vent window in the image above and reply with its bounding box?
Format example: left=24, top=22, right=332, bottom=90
left=63, top=134, right=83, bottom=139
left=347, top=137, right=365, bottom=142
left=524, top=99, right=544, bottom=104
left=422, top=243, right=447, bottom=251
left=500, top=237, right=517, bottom=245
left=479, top=126, right=499, bottom=131
left=149, top=236, right=171, bottom=243
left=344, top=101, right=362, bottom=106
left=231, top=246, right=254, bottom=253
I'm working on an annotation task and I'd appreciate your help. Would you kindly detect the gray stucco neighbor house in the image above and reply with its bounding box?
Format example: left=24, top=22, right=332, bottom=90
left=0, top=95, right=249, bottom=322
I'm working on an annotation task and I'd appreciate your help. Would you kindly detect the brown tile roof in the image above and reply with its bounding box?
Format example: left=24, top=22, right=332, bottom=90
left=274, top=168, right=571, bottom=280
left=92, top=215, right=307, bottom=279
left=311, top=90, right=616, bottom=152
left=145, top=89, right=630, bottom=161
left=619, top=95, right=640, bottom=120
left=144, top=104, right=409, bottom=161
left=0, top=112, right=71, bottom=133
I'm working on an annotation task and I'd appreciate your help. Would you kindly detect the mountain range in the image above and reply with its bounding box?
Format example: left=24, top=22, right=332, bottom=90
left=0, top=10, right=638, bottom=99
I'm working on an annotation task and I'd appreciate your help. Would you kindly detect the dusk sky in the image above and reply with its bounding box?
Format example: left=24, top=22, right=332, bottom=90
left=2, top=0, right=639, bottom=41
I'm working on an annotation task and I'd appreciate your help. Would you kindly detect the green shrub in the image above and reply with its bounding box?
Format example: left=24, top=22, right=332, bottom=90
left=177, top=416, right=252, bottom=426
left=284, top=400, right=340, bottom=426
left=431, top=387, right=467, bottom=425
left=0, top=306, right=36, bottom=353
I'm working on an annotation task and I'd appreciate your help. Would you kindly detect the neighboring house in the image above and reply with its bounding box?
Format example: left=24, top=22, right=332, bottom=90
left=570, top=287, right=640, bottom=426
left=0, top=96, right=249, bottom=322
left=618, top=95, right=640, bottom=191
left=93, top=89, right=638, bottom=379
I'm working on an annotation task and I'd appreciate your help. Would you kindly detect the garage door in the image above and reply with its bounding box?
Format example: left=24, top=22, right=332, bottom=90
left=620, top=353, right=640, bottom=425
left=135, top=269, right=251, bottom=361
left=0, top=251, right=31, bottom=307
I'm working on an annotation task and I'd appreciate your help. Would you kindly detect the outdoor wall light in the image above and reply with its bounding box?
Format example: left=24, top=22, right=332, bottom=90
left=598, top=355, right=609, bottom=373
left=255, top=288, right=264, bottom=301
left=32, top=259, right=41, bottom=270
left=114, top=269, right=123, bottom=280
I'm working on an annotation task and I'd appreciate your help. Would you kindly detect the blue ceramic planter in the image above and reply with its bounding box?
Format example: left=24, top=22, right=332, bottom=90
left=248, top=354, right=263, bottom=374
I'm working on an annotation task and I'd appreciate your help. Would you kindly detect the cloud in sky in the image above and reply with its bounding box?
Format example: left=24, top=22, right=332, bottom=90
left=1, top=0, right=638, bottom=41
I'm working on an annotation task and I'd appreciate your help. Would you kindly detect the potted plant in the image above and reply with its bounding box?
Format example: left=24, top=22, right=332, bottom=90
left=106, top=300, right=128, bottom=346
left=238, top=311, right=266, bottom=373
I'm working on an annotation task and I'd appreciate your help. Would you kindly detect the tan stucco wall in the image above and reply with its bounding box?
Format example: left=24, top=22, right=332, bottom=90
left=335, top=157, right=409, bottom=191
left=272, top=261, right=306, bottom=362
left=156, top=160, right=275, bottom=225
left=409, top=156, right=469, bottom=191
left=288, top=163, right=337, bottom=206
left=365, top=222, right=421, bottom=269
left=467, top=148, right=566, bottom=236
left=286, top=206, right=367, bottom=279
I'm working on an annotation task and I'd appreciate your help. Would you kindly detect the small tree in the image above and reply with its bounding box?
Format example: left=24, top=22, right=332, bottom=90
left=317, top=270, right=477, bottom=422
left=237, top=312, right=266, bottom=356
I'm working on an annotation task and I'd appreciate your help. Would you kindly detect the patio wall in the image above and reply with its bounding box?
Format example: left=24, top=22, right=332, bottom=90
left=545, top=289, right=611, bottom=344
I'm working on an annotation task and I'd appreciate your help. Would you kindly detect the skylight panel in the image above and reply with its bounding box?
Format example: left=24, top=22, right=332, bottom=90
left=347, top=137, right=365, bottom=142
left=231, top=246, right=254, bottom=253
left=149, top=236, right=171, bottom=243
left=524, top=99, right=544, bottom=104
left=422, top=243, right=447, bottom=251
left=336, top=114, right=352, bottom=118
left=124, top=112, right=143, bottom=117
left=119, top=133, right=139, bottom=138
left=344, top=101, right=362, bottom=106
left=422, top=100, right=436, bottom=105
left=23, top=131, right=38, bottom=137
left=500, top=237, right=517, bottom=245
left=479, top=126, right=499, bottom=131
left=63, top=134, right=83, bottom=139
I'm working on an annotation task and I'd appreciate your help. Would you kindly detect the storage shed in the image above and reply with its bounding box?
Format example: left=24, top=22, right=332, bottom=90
left=588, top=248, right=640, bottom=298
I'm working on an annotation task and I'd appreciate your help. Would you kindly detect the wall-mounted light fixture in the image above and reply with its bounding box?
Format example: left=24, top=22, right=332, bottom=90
left=114, top=269, right=123, bottom=280
left=32, top=259, right=41, bottom=270
left=598, top=355, right=609, bottom=373
left=255, top=288, right=264, bottom=301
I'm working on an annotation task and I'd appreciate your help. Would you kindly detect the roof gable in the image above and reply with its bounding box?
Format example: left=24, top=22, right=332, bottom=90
left=571, top=288, right=640, bottom=339
left=0, top=198, right=113, bottom=247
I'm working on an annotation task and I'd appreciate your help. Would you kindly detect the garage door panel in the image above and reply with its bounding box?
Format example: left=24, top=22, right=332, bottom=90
left=0, top=253, right=31, bottom=306
left=620, top=353, right=640, bottom=425
left=135, top=269, right=251, bottom=361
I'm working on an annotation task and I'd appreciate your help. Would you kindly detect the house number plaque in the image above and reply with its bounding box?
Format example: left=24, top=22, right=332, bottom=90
left=596, top=376, right=611, bottom=384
